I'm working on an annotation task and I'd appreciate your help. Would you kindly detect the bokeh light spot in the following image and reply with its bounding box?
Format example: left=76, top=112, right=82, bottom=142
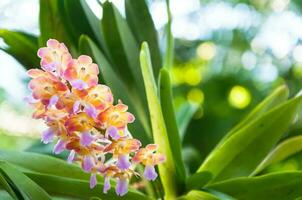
left=187, top=88, right=204, bottom=104
left=228, top=85, right=251, bottom=109
left=196, top=42, right=216, bottom=61
left=184, top=67, right=202, bottom=86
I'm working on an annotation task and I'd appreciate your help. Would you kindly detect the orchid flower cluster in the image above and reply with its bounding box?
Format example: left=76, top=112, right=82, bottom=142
left=26, top=39, right=165, bottom=196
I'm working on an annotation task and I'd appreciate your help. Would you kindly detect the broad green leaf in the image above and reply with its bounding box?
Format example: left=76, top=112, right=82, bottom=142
left=101, top=2, right=150, bottom=139
left=185, top=172, right=213, bottom=191
left=217, top=85, right=289, bottom=147
left=0, top=172, right=19, bottom=199
left=0, top=150, right=90, bottom=181
left=125, top=0, right=162, bottom=78
left=62, top=0, right=106, bottom=53
left=176, top=102, right=199, bottom=141
left=101, top=2, right=144, bottom=91
left=0, top=191, right=14, bottom=200
left=251, top=135, right=302, bottom=175
left=208, top=172, right=302, bottom=200
left=178, top=190, right=219, bottom=200
left=25, top=172, right=153, bottom=200
left=78, top=35, right=151, bottom=143
left=0, top=161, right=51, bottom=200
left=159, top=68, right=186, bottom=186
left=0, top=29, right=39, bottom=68
left=140, top=42, right=177, bottom=199
left=197, top=95, right=302, bottom=183
left=39, top=0, right=74, bottom=50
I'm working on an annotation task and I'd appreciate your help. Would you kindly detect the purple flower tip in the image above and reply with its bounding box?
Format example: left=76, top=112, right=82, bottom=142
left=107, top=126, right=120, bottom=140
left=70, top=79, right=88, bottom=90
left=143, top=165, right=158, bottom=181
left=103, top=177, right=111, bottom=194
left=80, top=132, right=94, bottom=146
left=67, top=150, right=75, bottom=164
left=41, top=128, right=54, bottom=144
left=83, top=156, right=94, bottom=172
left=73, top=101, right=81, bottom=113
left=47, top=95, right=59, bottom=109
left=84, top=104, right=97, bottom=118
left=53, top=139, right=65, bottom=154
left=42, top=61, right=57, bottom=72
left=117, top=155, right=131, bottom=170
left=116, top=178, right=128, bottom=196
left=90, top=173, right=97, bottom=189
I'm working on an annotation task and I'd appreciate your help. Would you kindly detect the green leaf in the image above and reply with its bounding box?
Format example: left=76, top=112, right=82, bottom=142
left=217, top=85, right=289, bottom=147
left=0, top=171, right=19, bottom=199
left=0, top=161, right=51, bottom=200
left=178, top=190, right=219, bottom=200
left=176, top=102, right=199, bottom=141
left=140, top=42, right=177, bottom=199
left=208, top=172, right=302, bottom=200
left=78, top=35, right=151, bottom=143
left=62, top=0, right=106, bottom=53
left=251, top=135, right=302, bottom=175
left=197, top=95, right=302, bottom=183
left=0, top=150, right=90, bottom=181
left=39, top=0, right=74, bottom=49
left=163, top=0, right=173, bottom=69
left=101, top=2, right=143, bottom=89
left=0, top=29, right=39, bottom=68
left=25, top=172, right=153, bottom=200
left=125, top=0, right=162, bottom=78
left=185, top=172, right=213, bottom=191
left=159, top=68, right=186, bottom=186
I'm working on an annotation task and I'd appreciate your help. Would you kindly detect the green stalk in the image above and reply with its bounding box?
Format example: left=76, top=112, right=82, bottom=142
left=140, top=42, right=177, bottom=200
left=163, top=0, right=174, bottom=69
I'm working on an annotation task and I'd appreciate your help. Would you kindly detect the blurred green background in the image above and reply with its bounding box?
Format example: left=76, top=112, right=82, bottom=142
left=1, top=0, right=302, bottom=175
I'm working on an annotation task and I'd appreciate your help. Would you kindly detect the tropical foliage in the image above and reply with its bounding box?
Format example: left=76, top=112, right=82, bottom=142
left=1, top=0, right=302, bottom=199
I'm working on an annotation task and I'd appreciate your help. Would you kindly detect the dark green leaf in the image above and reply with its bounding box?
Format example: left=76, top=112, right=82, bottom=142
left=101, top=2, right=145, bottom=94
left=0, top=29, right=39, bottom=68
left=208, top=172, right=302, bottom=200
left=197, top=95, right=302, bottom=183
left=176, top=102, right=199, bottom=141
left=39, top=0, right=74, bottom=50
left=62, top=0, right=106, bottom=53
left=159, top=68, right=186, bottom=187
left=125, top=0, right=162, bottom=78
left=0, top=161, right=51, bottom=200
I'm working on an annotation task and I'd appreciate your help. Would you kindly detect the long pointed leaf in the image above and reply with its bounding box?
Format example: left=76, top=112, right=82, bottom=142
left=176, top=102, right=199, bottom=141
left=198, top=95, right=302, bottom=183
left=208, top=172, right=302, bottom=200
left=0, top=161, right=51, bottom=200
left=251, top=135, right=302, bottom=175
left=0, top=29, right=39, bottom=68
left=125, top=0, right=162, bottom=78
left=26, top=172, right=152, bottom=200
left=0, top=150, right=90, bottom=181
left=140, top=42, right=177, bottom=199
left=39, top=0, right=74, bottom=50
left=159, top=68, right=186, bottom=186
left=217, top=85, right=289, bottom=147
